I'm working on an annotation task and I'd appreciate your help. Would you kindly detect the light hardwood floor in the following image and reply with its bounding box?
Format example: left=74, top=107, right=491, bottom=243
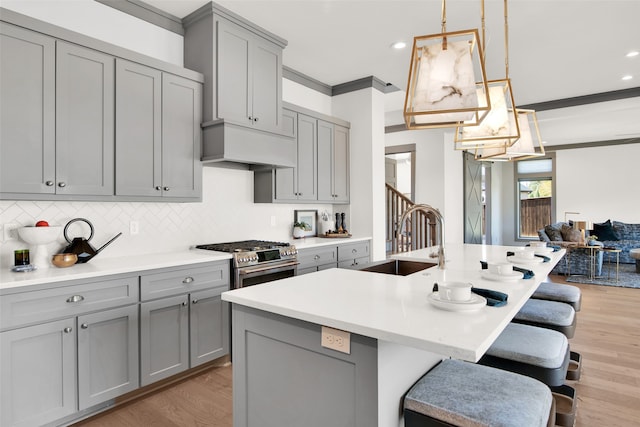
left=75, top=275, right=640, bottom=427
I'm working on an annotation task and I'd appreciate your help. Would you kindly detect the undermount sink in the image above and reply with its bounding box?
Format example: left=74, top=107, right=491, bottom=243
left=358, top=259, right=436, bottom=276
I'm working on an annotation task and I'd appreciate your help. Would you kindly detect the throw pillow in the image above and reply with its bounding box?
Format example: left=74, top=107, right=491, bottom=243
left=593, top=220, right=620, bottom=241
left=545, top=224, right=563, bottom=241
left=560, top=224, right=582, bottom=242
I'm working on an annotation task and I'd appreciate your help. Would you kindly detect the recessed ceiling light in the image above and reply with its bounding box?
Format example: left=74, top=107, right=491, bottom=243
left=622, top=75, right=633, bottom=81
left=391, top=41, right=407, bottom=50
left=626, top=51, right=639, bottom=58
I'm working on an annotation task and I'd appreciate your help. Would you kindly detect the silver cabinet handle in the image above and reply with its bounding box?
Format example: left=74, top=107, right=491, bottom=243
left=63, top=327, right=73, bottom=333
left=352, top=249, right=357, bottom=253
left=45, top=180, right=54, bottom=186
left=155, top=186, right=162, bottom=191
left=66, top=295, right=84, bottom=303
left=182, top=276, right=194, bottom=284
left=182, top=301, right=188, bottom=306
left=314, top=255, right=320, bottom=260
left=253, top=117, right=259, bottom=122
left=192, top=299, right=198, bottom=304
left=248, top=116, right=253, bottom=121
left=81, top=323, right=88, bottom=329
left=58, top=182, right=66, bottom=188
left=163, top=186, right=170, bottom=191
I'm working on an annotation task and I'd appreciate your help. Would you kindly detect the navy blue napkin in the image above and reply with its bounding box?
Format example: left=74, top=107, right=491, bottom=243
left=471, top=287, right=508, bottom=307
left=480, top=260, right=534, bottom=279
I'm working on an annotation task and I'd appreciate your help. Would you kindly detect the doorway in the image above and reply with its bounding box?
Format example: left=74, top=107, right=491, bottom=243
left=463, top=152, right=491, bottom=244
left=385, top=144, right=415, bottom=201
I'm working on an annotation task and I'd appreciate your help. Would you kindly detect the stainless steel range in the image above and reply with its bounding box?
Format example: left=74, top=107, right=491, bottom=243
left=195, top=240, right=298, bottom=289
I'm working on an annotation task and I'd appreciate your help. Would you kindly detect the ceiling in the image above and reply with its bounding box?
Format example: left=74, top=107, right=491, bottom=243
left=142, top=0, right=640, bottom=145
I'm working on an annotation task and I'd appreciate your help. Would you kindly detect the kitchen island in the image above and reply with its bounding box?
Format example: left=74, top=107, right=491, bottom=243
left=222, top=243, right=565, bottom=427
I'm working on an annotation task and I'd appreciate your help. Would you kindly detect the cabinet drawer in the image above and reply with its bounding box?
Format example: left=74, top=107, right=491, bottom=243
left=297, top=246, right=337, bottom=270
left=140, top=262, right=229, bottom=301
left=1, top=276, right=138, bottom=330
left=338, top=256, right=370, bottom=270
left=338, top=241, right=370, bottom=262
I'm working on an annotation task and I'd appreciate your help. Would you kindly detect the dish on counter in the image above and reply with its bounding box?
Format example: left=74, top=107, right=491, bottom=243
left=481, top=270, right=525, bottom=282
left=507, top=255, right=544, bottom=264
left=11, top=264, right=37, bottom=273
left=427, top=291, right=486, bottom=312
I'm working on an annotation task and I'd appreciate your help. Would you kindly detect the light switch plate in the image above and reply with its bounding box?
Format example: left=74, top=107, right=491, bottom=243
left=3, top=223, right=19, bottom=241
left=321, top=326, right=351, bottom=354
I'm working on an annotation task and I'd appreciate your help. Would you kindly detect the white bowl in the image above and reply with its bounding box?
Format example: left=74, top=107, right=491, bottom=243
left=18, top=226, right=61, bottom=244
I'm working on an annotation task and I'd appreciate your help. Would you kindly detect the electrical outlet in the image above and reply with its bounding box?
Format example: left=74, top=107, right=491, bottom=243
left=129, top=221, right=139, bottom=235
left=3, top=223, right=18, bottom=241
left=321, top=326, right=351, bottom=354
left=270, top=215, right=277, bottom=227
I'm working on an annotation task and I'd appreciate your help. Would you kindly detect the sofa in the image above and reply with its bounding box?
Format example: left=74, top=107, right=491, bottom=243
left=537, top=220, right=640, bottom=277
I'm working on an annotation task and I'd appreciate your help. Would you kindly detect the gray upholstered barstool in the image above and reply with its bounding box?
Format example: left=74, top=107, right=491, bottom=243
left=512, top=298, right=577, bottom=338
left=404, top=359, right=555, bottom=427
left=531, top=281, right=582, bottom=311
left=478, top=323, right=569, bottom=387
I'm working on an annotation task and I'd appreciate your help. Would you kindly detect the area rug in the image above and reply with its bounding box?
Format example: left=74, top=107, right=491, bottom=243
left=565, top=263, right=640, bottom=288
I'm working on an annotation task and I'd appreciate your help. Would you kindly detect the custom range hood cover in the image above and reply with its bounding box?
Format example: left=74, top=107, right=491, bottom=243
left=200, top=119, right=296, bottom=169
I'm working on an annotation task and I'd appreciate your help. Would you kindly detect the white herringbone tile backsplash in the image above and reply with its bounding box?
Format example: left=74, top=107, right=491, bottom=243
left=0, top=168, right=334, bottom=269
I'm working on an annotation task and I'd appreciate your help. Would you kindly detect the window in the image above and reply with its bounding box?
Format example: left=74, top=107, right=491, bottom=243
left=515, top=157, right=555, bottom=239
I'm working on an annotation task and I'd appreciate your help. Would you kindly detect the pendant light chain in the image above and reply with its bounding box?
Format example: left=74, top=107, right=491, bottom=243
left=480, top=0, right=486, bottom=61
left=441, top=0, right=448, bottom=49
left=504, top=0, right=509, bottom=79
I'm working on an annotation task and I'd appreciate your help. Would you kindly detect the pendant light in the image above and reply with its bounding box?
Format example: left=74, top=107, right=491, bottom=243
left=454, top=0, right=520, bottom=147
left=475, top=108, right=546, bottom=160
left=403, top=0, right=491, bottom=129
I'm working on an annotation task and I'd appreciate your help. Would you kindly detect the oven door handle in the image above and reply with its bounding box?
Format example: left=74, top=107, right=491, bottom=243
left=237, top=260, right=300, bottom=277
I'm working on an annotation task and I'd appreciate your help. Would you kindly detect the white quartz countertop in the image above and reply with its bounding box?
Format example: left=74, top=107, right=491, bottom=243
left=222, top=243, right=565, bottom=362
left=0, top=251, right=232, bottom=292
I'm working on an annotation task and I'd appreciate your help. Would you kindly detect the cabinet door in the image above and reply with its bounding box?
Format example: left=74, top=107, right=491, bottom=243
left=317, top=120, right=334, bottom=201
left=162, top=73, right=203, bottom=198
left=296, top=114, right=318, bottom=201
left=140, top=295, right=189, bottom=386
left=274, top=109, right=298, bottom=201
left=251, top=36, right=283, bottom=133
left=115, top=59, right=162, bottom=197
left=190, top=287, right=229, bottom=367
left=216, top=17, right=251, bottom=125
left=77, top=305, right=139, bottom=410
left=1, top=319, right=76, bottom=427
left=0, top=23, right=55, bottom=195
left=333, top=124, right=350, bottom=203
left=56, top=41, right=114, bottom=196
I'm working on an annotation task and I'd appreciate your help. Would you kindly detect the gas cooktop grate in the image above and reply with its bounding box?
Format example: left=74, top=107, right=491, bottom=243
left=195, top=240, right=290, bottom=253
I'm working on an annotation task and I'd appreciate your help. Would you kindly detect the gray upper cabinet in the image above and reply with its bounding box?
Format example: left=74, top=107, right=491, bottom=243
left=210, top=15, right=282, bottom=134
left=161, top=73, right=203, bottom=198
left=115, top=59, right=162, bottom=198
left=115, top=60, right=202, bottom=200
left=56, top=41, right=115, bottom=196
left=254, top=105, right=350, bottom=204
left=0, top=11, right=204, bottom=201
left=318, top=121, right=350, bottom=203
left=0, top=23, right=55, bottom=195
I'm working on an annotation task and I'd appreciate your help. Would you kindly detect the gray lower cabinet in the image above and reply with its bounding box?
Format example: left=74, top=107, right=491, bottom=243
left=115, top=59, right=203, bottom=200
left=231, top=305, right=377, bottom=427
left=77, top=305, right=139, bottom=410
left=337, top=241, right=371, bottom=269
left=0, top=318, right=77, bottom=427
left=297, top=245, right=338, bottom=275
left=0, top=275, right=139, bottom=427
left=318, top=122, right=350, bottom=203
left=140, top=262, right=230, bottom=387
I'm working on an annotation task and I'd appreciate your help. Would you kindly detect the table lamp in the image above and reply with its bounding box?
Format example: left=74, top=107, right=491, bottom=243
left=573, top=221, right=593, bottom=245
